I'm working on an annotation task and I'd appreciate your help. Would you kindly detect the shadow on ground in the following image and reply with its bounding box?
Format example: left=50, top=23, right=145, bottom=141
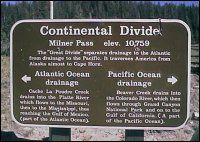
left=1, top=131, right=49, bottom=141
left=191, top=67, right=199, bottom=75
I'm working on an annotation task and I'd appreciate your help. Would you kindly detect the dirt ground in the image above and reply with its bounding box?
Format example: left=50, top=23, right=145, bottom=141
left=1, top=56, right=199, bottom=141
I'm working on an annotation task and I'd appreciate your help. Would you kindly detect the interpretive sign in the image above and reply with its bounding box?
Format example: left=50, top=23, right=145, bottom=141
left=11, top=19, right=190, bottom=130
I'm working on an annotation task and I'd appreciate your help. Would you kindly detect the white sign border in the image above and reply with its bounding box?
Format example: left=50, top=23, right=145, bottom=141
left=10, top=19, right=191, bottom=130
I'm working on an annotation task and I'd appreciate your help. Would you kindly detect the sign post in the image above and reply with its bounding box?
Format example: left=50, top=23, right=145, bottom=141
left=49, top=2, right=72, bottom=141
left=125, top=130, right=144, bottom=141
left=49, top=128, right=71, bottom=141
left=10, top=19, right=191, bottom=139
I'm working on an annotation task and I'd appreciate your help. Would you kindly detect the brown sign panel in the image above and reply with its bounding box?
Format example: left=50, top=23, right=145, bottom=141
left=11, top=19, right=191, bottom=130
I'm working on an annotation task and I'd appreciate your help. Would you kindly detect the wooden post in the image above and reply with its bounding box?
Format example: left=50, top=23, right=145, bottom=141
left=50, top=1, right=53, bottom=19
left=125, top=130, right=144, bottom=141
left=48, top=2, right=72, bottom=141
left=49, top=128, right=71, bottom=141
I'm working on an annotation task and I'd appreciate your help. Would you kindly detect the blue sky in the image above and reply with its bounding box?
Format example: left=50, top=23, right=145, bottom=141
left=152, top=1, right=199, bottom=6
left=1, top=1, right=199, bottom=6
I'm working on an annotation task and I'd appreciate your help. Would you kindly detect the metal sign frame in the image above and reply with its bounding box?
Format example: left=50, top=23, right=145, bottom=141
left=10, top=19, right=191, bottom=130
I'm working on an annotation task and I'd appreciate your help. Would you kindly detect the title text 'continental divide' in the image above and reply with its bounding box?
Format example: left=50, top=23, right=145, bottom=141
left=40, top=26, right=161, bottom=36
